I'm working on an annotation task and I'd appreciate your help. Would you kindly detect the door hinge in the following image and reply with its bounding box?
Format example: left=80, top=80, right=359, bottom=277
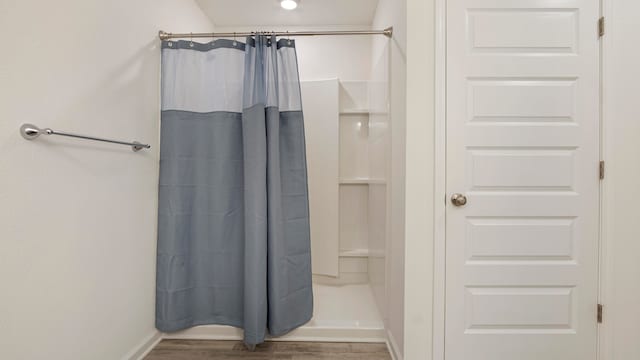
left=597, top=303, right=604, bottom=323
left=599, top=160, right=605, bottom=180
left=599, top=17, right=605, bottom=37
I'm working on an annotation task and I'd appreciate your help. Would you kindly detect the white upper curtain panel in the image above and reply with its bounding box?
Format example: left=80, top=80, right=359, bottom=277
left=161, top=38, right=302, bottom=113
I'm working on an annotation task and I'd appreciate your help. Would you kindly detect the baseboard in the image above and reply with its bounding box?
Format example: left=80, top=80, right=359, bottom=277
left=386, top=329, right=403, bottom=360
left=163, top=324, right=386, bottom=343
left=123, top=326, right=391, bottom=358
left=123, top=330, right=162, bottom=360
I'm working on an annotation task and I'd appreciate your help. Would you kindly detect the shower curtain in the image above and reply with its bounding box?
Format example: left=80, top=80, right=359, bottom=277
left=156, top=35, right=313, bottom=346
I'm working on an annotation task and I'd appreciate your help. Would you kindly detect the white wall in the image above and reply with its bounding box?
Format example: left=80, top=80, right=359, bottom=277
left=214, top=25, right=372, bottom=81
left=0, top=1, right=213, bottom=359
left=371, top=0, right=407, bottom=358
left=602, top=1, right=640, bottom=358
left=403, top=0, right=436, bottom=359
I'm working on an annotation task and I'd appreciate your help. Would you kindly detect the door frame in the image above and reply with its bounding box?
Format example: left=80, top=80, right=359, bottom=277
left=430, top=0, right=606, bottom=359
left=432, top=0, right=447, bottom=358
left=597, top=0, right=613, bottom=359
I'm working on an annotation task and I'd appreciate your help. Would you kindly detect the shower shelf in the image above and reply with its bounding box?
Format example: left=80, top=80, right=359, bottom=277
left=339, top=249, right=370, bottom=258
left=340, top=109, right=370, bottom=115
left=340, top=178, right=386, bottom=185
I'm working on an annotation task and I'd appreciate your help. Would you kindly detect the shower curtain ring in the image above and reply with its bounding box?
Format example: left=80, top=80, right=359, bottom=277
left=233, top=32, right=237, bottom=47
left=189, top=32, right=194, bottom=47
left=287, top=31, right=291, bottom=45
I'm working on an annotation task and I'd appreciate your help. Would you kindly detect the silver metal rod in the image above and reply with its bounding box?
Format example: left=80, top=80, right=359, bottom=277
left=20, top=123, right=150, bottom=152
left=158, top=27, right=393, bottom=40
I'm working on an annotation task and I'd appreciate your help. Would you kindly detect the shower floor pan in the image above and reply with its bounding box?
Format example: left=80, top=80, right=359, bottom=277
left=163, top=283, right=386, bottom=343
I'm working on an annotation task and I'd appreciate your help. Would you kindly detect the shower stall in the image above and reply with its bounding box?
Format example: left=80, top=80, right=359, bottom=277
left=155, top=0, right=402, bottom=350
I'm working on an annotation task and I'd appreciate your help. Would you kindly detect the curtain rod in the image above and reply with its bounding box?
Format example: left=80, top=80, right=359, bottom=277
left=158, top=27, right=393, bottom=41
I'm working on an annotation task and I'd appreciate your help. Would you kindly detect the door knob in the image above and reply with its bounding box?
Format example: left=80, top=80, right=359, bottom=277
left=451, top=193, right=467, bottom=207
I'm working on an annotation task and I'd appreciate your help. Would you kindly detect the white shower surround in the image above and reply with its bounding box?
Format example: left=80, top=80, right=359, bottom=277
left=159, top=78, right=389, bottom=346
left=162, top=14, right=396, bottom=353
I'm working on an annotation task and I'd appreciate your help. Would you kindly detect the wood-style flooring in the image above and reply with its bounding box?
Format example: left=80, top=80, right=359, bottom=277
left=144, top=340, right=392, bottom=359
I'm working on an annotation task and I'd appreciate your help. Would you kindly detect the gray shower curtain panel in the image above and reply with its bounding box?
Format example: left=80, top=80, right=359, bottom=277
left=156, top=35, right=313, bottom=346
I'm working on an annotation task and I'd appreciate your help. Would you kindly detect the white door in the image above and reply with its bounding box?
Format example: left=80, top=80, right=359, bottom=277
left=445, top=1, right=600, bottom=359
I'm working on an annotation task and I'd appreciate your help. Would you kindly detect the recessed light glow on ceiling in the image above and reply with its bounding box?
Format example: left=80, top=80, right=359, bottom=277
left=280, top=0, right=298, bottom=10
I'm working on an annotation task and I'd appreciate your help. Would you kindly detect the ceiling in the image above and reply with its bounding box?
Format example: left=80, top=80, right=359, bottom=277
left=195, top=0, right=380, bottom=27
